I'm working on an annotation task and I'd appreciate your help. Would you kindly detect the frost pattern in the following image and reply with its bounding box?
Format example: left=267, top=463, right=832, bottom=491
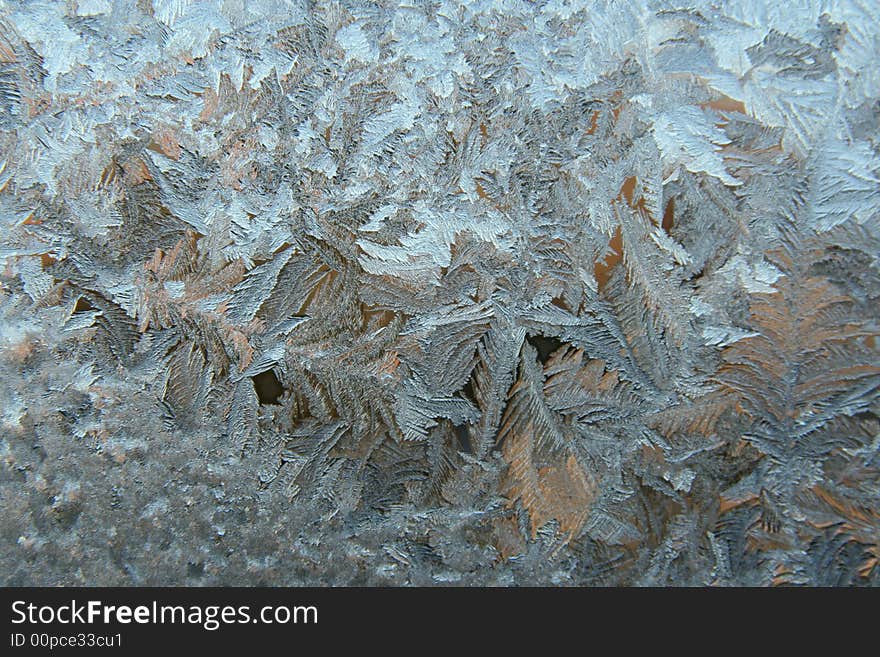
left=0, top=0, right=878, bottom=586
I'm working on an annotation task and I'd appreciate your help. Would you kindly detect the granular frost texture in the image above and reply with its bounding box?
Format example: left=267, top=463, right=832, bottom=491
left=1, top=0, right=878, bottom=586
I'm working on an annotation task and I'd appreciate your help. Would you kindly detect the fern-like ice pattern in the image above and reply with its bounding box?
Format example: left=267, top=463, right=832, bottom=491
left=0, top=1, right=877, bottom=586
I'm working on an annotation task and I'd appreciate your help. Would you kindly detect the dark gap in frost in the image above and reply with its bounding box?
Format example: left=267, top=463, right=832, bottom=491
left=453, top=423, right=473, bottom=454
left=74, top=296, right=93, bottom=312
left=460, top=375, right=477, bottom=405
left=252, top=369, right=283, bottom=405
left=526, top=334, right=564, bottom=365
left=453, top=368, right=478, bottom=453
left=662, top=197, right=675, bottom=234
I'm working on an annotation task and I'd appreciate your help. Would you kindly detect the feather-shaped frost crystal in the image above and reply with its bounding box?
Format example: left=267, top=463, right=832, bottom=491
left=0, top=0, right=877, bottom=586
